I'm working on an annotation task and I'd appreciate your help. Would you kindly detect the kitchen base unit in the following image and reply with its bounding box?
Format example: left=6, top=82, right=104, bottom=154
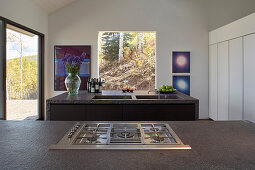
left=46, top=91, right=199, bottom=121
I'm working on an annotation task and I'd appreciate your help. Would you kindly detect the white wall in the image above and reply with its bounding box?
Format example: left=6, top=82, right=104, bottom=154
left=0, top=0, right=48, bottom=35
left=208, top=0, right=255, bottom=31
left=48, top=0, right=209, bottom=119
left=0, top=0, right=48, bottom=117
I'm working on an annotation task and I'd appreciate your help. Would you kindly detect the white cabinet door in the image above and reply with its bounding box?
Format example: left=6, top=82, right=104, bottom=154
left=209, top=44, right=218, bottom=120
left=218, top=41, right=229, bottom=120
left=229, top=37, right=243, bottom=120
left=244, top=33, right=255, bottom=123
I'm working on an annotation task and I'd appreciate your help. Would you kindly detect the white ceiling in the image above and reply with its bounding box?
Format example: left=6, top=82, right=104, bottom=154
left=32, top=0, right=78, bottom=14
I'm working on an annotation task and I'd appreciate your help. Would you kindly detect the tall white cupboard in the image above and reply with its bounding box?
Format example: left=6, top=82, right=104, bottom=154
left=209, top=13, right=255, bottom=122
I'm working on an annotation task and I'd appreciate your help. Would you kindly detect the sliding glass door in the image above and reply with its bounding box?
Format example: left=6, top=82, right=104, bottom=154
left=6, top=25, right=39, bottom=120
left=0, top=17, right=44, bottom=120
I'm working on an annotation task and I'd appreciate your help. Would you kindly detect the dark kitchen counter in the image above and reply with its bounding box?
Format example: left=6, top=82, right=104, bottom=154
left=0, top=120, right=255, bottom=170
left=46, top=90, right=198, bottom=104
left=46, top=91, right=199, bottom=121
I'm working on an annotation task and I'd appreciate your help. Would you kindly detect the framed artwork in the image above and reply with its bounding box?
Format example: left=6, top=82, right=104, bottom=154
left=173, top=75, right=190, bottom=95
left=54, top=45, right=91, bottom=91
left=172, top=51, right=190, bottom=73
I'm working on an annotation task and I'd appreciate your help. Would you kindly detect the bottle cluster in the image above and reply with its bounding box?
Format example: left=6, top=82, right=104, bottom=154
left=87, top=78, right=103, bottom=93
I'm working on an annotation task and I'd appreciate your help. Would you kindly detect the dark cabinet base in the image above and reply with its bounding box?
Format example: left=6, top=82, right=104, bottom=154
left=86, top=105, right=123, bottom=121
left=48, top=104, right=197, bottom=121
left=159, top=104, right=195, bottom=121
left=50, top=104, right=86, bottom=121
left=123, top=104, right=195, bottom=121
left=123, top=105, right=161, bottom=121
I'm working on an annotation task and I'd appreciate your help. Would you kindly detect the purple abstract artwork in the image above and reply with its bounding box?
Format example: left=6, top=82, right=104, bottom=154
left=54, top=45, right=91, bottom=91
left=172, top=52, right=190, bottom=73
left=173, top=75, right=190, bottom=95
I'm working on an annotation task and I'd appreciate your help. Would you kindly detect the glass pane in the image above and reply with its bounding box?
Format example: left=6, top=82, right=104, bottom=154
left=6, top=25, right=39, bottom=120
left=98, top=32, right=156, bottom=91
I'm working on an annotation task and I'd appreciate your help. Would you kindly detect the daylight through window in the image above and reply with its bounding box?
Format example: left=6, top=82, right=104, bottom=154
left=98, top=32, right=156, bottom=90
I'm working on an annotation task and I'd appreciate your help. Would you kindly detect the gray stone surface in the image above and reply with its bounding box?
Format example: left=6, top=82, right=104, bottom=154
left=47, top=91, right=198, bottom=104
left=0, top=120, right=255, bottom=170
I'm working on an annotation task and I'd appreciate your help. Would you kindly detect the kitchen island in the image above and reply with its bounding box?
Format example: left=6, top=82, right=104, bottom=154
left=0, top=120, right=254, bottom=169
left=46, top=91, right=199, bottom=121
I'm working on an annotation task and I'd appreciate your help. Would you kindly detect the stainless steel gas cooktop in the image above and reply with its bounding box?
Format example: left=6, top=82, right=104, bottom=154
left=50, top=122, right=191, bottom=150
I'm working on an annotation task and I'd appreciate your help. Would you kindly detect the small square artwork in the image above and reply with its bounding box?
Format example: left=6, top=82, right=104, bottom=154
left=173, top=75, right=190, bottom=95
left=172, top=51, right=190, bottom=73
left=54, top=45, right=91, bottom=91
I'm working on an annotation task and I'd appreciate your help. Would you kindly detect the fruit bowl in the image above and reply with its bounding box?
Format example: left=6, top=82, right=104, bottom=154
left=156, top=89, right=177, bottom=94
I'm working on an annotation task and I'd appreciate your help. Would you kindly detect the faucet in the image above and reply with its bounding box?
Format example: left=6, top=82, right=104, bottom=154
left=147, top=90, right=155, bottom=94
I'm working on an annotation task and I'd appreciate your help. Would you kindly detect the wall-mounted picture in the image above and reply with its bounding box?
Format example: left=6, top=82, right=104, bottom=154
left=54, top=45, right=91, bottom=91
left=173, top=75, right=190, bottom=95
left=172, top=51, right=190, bottom=73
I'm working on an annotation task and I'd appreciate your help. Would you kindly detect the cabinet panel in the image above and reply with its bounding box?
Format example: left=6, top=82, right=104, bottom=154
left=86, top=105, right=122, bottom=121
left=50, top=104, right=86, bottom=121
left=229, top=38, right=243, bottom=120
left=123, top=105, right=160, bottom=121
left=244, top=34, right=255, bottom=123
left=209, top=44, right=218, bottom=120
left=159, top=104, right=195, bottom=121
left=217, top=41, right=229, bottom=120
left=123, top=104, right=196, bottom=121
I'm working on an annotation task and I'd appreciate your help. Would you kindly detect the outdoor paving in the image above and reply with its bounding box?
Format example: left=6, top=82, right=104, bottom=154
left=6, top=100, right=38, bottom=120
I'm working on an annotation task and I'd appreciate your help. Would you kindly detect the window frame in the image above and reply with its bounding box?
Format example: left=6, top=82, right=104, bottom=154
left=0, top=16, right=45, bottom=120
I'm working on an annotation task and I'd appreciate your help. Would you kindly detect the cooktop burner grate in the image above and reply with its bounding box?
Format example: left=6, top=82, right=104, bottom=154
left=50, top=122, right=191, bottom=150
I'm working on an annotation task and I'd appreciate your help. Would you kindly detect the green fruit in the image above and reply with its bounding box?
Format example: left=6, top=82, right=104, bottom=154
left=157, top=88, right=161, bottom=91
left=170, top=85, right=173, bottom=89
left=166, top=85, right=170, bottom=89
left=161, top=85, right=166, bottom=89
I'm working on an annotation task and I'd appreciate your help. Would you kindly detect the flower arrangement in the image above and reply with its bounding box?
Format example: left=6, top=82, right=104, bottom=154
left=62, top=52, right=86, bottom=95
left=62, top=52, right=86, bottom=74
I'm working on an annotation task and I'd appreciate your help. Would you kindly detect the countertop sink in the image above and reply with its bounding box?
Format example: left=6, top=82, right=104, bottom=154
left=92, top=95, right=132, bottom=100
left=135, top=95, right=182, bottom=100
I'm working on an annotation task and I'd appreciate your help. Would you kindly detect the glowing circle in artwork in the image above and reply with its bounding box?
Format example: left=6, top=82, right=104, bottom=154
left=176, top=56, right=187, bottom=67
left=177, top=80, right=187, bottom=90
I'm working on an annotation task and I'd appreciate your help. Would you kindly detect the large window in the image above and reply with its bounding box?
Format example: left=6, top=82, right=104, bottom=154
left=98, top=32, right=156, bottom=90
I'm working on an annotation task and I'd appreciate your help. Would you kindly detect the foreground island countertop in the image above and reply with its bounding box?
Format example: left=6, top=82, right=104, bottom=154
left=0, top=120, right=255, bottom=170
